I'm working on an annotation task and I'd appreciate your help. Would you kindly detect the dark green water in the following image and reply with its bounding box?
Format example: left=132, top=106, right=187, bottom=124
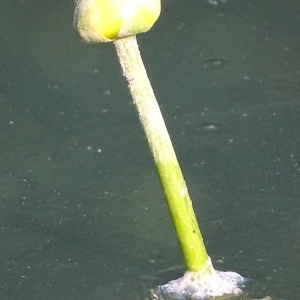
left=0, top=0, right=299, bottom=299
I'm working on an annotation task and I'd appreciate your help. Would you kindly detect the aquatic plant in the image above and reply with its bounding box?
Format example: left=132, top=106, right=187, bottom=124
left=74, top=0, right=244, bottom=299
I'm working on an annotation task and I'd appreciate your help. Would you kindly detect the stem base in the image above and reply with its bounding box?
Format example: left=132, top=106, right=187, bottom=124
left=149, top=258, right=244, bottom=300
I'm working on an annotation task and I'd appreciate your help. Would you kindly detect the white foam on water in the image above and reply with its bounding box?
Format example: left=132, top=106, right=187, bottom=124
left=149, top=258, right=244, bottom=300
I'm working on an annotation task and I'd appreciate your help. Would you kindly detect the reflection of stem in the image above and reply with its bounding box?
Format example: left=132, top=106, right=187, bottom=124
left=114, top=35, right=213, bottom=273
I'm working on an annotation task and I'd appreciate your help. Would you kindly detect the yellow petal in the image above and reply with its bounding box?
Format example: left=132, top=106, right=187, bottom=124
left=75, top=0, right=161, bottom=43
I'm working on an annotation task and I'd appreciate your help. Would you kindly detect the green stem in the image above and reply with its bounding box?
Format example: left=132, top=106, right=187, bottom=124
left=114, top=35, right=213, bottom=273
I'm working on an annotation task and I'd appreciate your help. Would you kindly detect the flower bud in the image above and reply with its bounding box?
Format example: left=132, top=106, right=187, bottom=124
left=74, top=0, right=161, bottom=43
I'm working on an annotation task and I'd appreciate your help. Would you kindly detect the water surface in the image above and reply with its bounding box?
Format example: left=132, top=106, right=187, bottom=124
left=0, top=0, right=299, bottom=299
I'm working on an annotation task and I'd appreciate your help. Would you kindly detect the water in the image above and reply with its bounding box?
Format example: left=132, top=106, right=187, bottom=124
left=0, top=0, right=299, bottom=299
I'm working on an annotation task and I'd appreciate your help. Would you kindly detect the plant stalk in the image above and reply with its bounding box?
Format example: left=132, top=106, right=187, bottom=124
left=114, top=35, right=213, bottom=273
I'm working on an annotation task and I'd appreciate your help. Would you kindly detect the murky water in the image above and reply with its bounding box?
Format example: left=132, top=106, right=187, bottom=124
left=0, top=0, right=299, bottom=299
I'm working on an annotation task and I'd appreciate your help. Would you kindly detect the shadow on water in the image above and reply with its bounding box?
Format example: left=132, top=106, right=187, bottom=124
left=0, top=0, right=300, bottom=299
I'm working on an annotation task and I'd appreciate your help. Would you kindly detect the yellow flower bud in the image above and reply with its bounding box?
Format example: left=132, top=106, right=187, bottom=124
left=74, top=0, right=161, bottom=43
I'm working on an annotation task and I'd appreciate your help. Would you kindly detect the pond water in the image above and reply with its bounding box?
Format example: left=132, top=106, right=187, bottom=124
left=0, top=0, right=299, bottom=299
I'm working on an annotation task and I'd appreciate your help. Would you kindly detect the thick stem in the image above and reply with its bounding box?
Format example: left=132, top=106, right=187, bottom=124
left=113, top=35, right=212, bottom=273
